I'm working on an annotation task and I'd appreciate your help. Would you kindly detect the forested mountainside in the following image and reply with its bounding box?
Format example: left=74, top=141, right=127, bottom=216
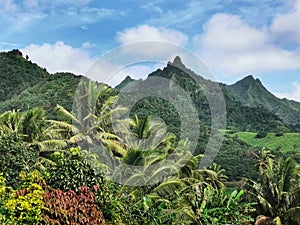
left=0, top=50, right=81, bottom=118
left=117, top=56, right=299, bottom=133
left=2, top=50, right=299, bottom=132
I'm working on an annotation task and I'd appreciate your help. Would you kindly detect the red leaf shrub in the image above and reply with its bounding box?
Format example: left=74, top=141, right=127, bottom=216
left=43, top=185, right=105, bottom=225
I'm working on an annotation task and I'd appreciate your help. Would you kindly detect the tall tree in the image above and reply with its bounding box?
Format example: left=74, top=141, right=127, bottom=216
left=244, top=150, right=300, bottom=224
left=51, top=80, right=127, bottom=156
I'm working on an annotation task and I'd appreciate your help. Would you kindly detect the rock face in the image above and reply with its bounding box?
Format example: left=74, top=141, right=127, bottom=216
left=173, top=56, right=183, bottom=66
left=168, top=56, right=186, bottom=70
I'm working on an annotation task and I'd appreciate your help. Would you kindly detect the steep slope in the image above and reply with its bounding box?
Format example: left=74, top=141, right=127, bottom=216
left=225, top=75, right=300, bottom=126
left=117, top=57, right=287, bottom=132
left=1, top=50, right=298, bottom=131
left=0, top=49, right=48, bottom=101
left=0, top=50, right=81, bottom=118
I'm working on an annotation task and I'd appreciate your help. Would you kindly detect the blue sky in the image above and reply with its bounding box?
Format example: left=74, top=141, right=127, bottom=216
left=0, top=0, right=300, bottom=101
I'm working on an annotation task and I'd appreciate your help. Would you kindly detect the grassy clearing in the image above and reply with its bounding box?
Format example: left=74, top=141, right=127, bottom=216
left=227, top=131, right=300, bottom=152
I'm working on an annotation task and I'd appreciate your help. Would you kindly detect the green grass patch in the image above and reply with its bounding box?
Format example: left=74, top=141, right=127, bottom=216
left=228, top=131, right=300, bottom=153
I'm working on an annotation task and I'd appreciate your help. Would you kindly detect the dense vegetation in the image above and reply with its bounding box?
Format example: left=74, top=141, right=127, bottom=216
left=0, top=50, right=81, bottom=118
left=0, top=50, right=299, bottom=224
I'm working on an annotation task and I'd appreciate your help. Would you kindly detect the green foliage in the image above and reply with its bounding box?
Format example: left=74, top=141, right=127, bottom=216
left=214, top=136, right=259, bottom=181
left=256, top=131, right=268, bottom=139
left=120, top=194, right=179, bottom=225
left=43, top=185, right=105, bottom=225
left=93, top=180, right=125, bottom=224
left=244, top=150, right=300, bottom=224
left=0, top=50, right=47, bottom=102
left=0, top=132, right=37, bottom=188
left=196, top=187, right=254, bottom=224
left=45, top=148, right=102, bottom=192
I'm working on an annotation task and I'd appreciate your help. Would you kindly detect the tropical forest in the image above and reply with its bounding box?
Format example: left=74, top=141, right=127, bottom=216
left=0, top=49, right=300, bottom=225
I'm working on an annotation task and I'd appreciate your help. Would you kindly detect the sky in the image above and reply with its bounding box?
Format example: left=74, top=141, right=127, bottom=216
left=0, top=0, right=300, bottom=101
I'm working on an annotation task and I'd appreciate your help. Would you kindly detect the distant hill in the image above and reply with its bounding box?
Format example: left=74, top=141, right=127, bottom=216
left=224, top=75, right=300, bottom=126
left=0, top=49, right=47, bottom=102
left=0, top=50, right=81, bottom=118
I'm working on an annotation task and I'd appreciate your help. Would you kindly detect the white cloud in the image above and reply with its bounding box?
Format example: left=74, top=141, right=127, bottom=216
left=194, top=13, right=300, bottom=76
left=0, top=0, right=123, bottom=38
left=274, top=82, right=300, bottom=102
left=22, top=41, right=95, bottom=75
left=116, top=24, right=188, bottom=45
left=115, top=24, right=188, bottom=59
left=198, top=14, right=268, bottom=52
left=271, top=0, right=300, bottom=45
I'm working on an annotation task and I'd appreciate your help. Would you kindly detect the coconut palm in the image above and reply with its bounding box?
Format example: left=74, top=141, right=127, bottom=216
left=50, top=80, right=127, bottom=157
left=0, top=109, right=23, bottom=134
left=244, top=150, right=300, bottom=224
left=200, top=163, right=228, bottom=189
left=0, top=108, right=67, bottom=168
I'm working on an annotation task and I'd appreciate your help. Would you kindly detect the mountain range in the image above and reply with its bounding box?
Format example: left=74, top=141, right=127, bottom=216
left=1, top=49, right=300, bottom=132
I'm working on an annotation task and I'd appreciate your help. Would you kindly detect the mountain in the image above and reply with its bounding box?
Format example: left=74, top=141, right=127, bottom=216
left=0, top=50, right=81, bottom=118
left=224, top=75, right=300, bottom=126
left=0, top=49, right=47, bottom=102
left=1, top=50, right=299, bottom=131
left=117, top=56, right=298, bottom=132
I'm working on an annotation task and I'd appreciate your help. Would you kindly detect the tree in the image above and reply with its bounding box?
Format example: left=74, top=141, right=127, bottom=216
left=51, top=80, right=127, bottom=156
left=244, top=150, right=300, bottom=224
left=0, top=108, right=66, bottom=168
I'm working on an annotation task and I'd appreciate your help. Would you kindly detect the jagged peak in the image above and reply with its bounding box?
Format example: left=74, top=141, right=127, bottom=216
left=233, top=75, right=263, bottom=87
left=173, top=56, right=183, bottom=65
left=243, top=75, right=255, bottom=80
left=124, top=75, right=133, bottom=81
left=168, top=56, right=185, bottom=69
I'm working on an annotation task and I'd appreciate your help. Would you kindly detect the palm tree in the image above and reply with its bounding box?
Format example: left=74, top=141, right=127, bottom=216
left=201, top=163, right=228, bottom=189
left=0, top=108, right=66, bottom=168
left=119, top=114, right=176, bottom=152
left=50, top=80, right=127, bottom=157
left=0, top=109, right=23, bottom=134
left=244, top=150, right=300, bottom=224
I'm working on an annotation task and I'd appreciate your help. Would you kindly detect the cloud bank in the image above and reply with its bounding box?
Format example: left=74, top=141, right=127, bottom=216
left=22, top=41, right=95, bottom=75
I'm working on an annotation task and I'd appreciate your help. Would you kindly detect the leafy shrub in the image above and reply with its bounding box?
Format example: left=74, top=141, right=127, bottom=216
left=0, top=171, right=45, bottom=225
left=45, top=149, right=102, bottom=192
left=275, top=132, right=284, bottom=137
left=43, top=185, right=105, bottom=225
left=255, top=132, right=268, bottom=139
left=0, top=132, right=37, bottom=188
left=93, top=179, right=125, bottom=224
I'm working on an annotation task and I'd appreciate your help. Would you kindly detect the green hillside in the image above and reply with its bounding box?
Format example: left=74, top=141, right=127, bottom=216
left=228, top=131, right=300, bottom=153
left=0, top=50, right=81, bottom=118
left=0, top=49, right=48, bottom=101
left=225, top=75, right=300, bottom=127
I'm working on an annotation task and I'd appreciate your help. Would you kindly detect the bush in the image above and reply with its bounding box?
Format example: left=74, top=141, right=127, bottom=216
left=0, top=132, right=37, bottom=188
left=255, top=132, right=267, bottom=139
left=45, top=149, right=102, bottom=192
left=43, top=185, right=105, bottom=225
left=275, top=132, right=284, bottom=137
left=0, top=171, right=45, bottom=225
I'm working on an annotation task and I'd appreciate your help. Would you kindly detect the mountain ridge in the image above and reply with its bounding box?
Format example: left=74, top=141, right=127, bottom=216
left=1, top=50, right=299, bottom=131
left=224, top=74, right=300, bottom=126
left=117, top=56, right=299, bottom=131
